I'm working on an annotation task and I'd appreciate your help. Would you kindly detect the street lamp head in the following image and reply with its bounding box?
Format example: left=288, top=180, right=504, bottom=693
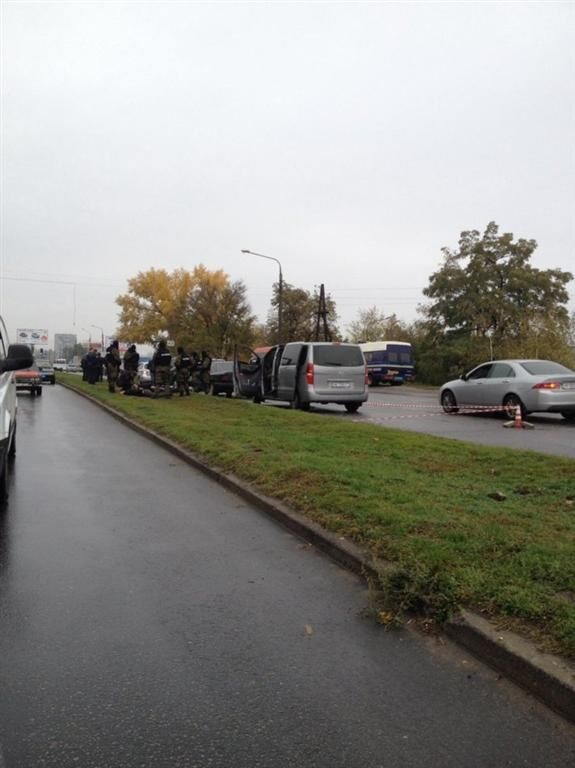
left=242, top=248, right=284, bottom=343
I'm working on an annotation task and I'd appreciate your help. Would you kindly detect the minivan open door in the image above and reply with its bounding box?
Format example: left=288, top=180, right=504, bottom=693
left=233, top=348, right=263, bottom=400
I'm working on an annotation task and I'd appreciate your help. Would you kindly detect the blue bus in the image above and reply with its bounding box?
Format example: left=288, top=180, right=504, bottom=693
left=359, top=341, right=415, bottom=386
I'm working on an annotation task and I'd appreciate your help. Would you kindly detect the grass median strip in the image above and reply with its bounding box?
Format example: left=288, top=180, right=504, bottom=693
left=59, top=375, right=575, bottom=659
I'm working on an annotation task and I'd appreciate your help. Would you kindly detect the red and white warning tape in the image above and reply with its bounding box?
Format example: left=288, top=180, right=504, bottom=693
left=361, top=400, right=534, bottom=429
left=364, top=400, right=508, bottom=415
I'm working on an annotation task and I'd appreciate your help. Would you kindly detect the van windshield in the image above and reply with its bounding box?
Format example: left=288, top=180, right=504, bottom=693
left=313, top=345, right=364, bottom=367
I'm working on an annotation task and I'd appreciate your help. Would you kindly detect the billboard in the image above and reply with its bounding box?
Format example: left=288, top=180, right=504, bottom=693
left=16, top=328, right=49, bottom=346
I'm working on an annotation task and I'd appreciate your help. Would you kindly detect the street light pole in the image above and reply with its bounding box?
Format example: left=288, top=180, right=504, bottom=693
left=91, top=325, right=104, bottom=352
left=241, top=249, right=284, bottom=344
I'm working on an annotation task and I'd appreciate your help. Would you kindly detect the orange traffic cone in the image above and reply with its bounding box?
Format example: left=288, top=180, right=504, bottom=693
left=503, top=404, right=534, bottom=430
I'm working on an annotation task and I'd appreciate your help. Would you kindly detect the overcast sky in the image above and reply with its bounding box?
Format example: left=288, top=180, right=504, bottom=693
left=1, top=0, right=574, bottom=346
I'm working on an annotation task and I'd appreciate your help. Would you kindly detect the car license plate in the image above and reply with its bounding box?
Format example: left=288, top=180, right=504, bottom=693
left=562, top=382, right=575, bottom=390
left=330, top=381, right=351, bottom=389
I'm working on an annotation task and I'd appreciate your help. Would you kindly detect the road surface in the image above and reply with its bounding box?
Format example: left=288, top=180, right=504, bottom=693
left=0, top=387, right=573, bottom=767
left=322, top=385, right=575, bottom=459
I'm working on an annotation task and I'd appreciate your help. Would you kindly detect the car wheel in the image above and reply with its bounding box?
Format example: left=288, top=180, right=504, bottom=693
left=225, top=391, right=233, bottom=399
left=503, top=394, right=526, bottom=420
left=345, top=402, right=361, bottom=414
left=291, top=390, right=310, bottom=411
left=253, top=395, right=262, bottom=404
left=441, top=390, right=458, bottom=413
left=561, top=411, right=575, bottom=422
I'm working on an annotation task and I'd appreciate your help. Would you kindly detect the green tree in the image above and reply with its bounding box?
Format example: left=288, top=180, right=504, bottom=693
left=566, top=311, right=575, bottom=349
left=418, top=222, right=573, bottom=381
left=347, top=307, right=411, bottom=343
left=265, top=283, right=340, bottom=344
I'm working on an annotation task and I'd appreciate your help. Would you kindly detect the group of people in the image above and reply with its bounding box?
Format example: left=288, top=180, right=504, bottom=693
left=81, top=342, right=132, bottom=391
left=151, top=340, right=212, bottom=397
left=81, top=349, right=105, bottom=384
left=81, top=341, right=212, bottom=398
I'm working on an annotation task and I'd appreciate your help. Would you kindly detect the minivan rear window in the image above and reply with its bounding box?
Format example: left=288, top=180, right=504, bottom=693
left=313, top=345, right=364, bottom=367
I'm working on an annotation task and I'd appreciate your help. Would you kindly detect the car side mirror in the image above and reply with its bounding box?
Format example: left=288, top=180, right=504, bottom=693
left=459, top=372, right=468, bottom=382
left=1, top=344, right=34, bottom=373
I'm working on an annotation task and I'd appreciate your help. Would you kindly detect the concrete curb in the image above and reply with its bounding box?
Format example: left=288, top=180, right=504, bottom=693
left=446, top=612, right=575, bottom=725
left=58, top=381, right=575, bottom=725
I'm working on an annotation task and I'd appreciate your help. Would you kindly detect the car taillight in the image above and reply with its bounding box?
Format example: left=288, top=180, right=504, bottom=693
left=306, top=362, right=314, bottom=384
left=532, top=381, right=561, bottom=390
left=364, top=365, right=369, bottom=385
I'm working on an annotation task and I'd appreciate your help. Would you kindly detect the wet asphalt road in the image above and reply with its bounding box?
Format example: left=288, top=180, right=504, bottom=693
left=0, top=388, right=573, bottom=768
left=316, top=386, right=575, bottom=459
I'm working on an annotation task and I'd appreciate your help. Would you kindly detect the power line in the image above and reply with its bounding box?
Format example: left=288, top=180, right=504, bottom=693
left=2, top=274, right=125, bottom=289
left=4, top=275, right=76, bottom=286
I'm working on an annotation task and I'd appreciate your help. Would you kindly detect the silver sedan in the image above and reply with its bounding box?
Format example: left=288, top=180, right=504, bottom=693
left=439, top=359, right=575, bottom=420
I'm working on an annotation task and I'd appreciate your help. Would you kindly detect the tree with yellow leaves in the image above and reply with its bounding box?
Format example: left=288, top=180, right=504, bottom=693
left=116, top=266, right=256, bottom=357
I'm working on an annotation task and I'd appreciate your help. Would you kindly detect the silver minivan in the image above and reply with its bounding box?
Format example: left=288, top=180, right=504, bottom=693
left=234, top=342, right=368, bottom=413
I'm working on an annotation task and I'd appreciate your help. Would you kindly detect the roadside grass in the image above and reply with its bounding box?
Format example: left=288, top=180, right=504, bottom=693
left=59, top=375, right=575, bottom=659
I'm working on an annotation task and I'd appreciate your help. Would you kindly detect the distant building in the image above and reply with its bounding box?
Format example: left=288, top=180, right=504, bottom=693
left=54, top=333, right=77, bottom=360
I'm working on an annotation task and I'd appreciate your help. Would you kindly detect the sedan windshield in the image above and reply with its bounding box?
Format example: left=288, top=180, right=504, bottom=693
left=520, top=361, right=575, bottom=376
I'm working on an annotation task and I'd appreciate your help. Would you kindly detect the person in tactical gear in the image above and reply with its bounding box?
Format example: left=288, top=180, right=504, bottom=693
left=199, top=350, right=212, bottom=394
left=152, top=339, right=172, bottom=396
left=105, top=340, right=121, bottom=393
left=189, top=351, right=201, bottom=392
left=174, top=346, right=192, bottom=397
left=123, top=344, right=140, bottom=391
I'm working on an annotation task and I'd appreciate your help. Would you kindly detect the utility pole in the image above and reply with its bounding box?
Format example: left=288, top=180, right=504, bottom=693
left=313, top=284, right=331, bottom=342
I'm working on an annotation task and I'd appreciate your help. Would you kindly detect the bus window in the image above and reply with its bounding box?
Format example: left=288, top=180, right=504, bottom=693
left=359, top=341, right=415, bottom=386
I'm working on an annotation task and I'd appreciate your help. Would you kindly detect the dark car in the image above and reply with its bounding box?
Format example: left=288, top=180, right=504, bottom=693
left=36, top=361, right=56, bottom=385
left=209, top=360, right=234, bottom=397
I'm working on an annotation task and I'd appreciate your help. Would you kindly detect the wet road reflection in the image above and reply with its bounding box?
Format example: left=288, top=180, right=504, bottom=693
left=0, top=388, right=573, bottom=767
